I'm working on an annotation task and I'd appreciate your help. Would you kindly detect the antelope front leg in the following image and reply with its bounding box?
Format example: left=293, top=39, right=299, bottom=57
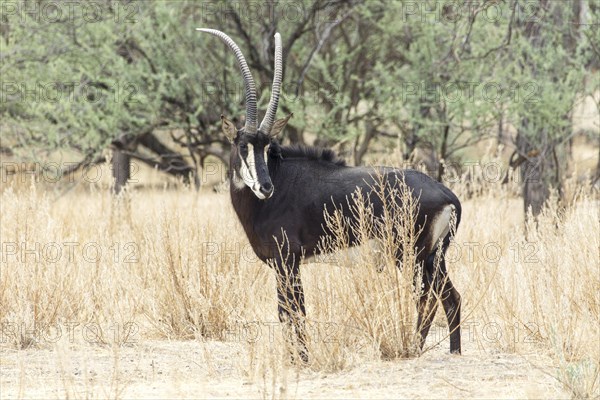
left=274, top=257, right=308, bottom=364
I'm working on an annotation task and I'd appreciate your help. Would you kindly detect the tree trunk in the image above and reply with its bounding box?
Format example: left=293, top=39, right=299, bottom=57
left=112, top=149, right=130, bottom=194
left=594, top=141, right=600, bottom=187
left=516, top=126, right=552, bottom=218
left=138, top=132, right=195, bottom=184
left=353, top=120, right=377, bottom=166
left=110, top=133, right=136, bottom=194
left=284, top=124, right=304, bottom=145
left=514, top=0, right=577, bottom=219
left=437, top=124, right=450, bottom=181
left=521, top=154, right=549, bottom=218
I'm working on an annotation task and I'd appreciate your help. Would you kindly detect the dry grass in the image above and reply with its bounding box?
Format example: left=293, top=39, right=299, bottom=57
left=0, top=166, right=599, bottom=398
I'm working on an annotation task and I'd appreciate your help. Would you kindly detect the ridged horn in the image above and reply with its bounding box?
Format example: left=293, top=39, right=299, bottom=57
left=259, top=32, right=282, bottom=135
left=197, top=28, right=257, bottom=134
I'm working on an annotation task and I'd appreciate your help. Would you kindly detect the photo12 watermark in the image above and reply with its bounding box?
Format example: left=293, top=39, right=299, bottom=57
left=0, top=81, right=140, bottom=105
left=198, top=80, right=341, bottom=106
left=198, top=1, right=342, bottom=25
left=1, top=241, right=140, bottom=264
left=197, top=319, right=542, bottom=346
left=401, top=1, right=544, bottom=24
left=1, top=1, right=139, bottom=24
left=0, top=321, right=140, bottom=346
left=399, top=81, right=540, bottom=104
left=197, top=238, right=540, bottom=267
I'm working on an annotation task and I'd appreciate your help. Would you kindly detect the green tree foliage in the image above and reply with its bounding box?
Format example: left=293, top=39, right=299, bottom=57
left=2, top=1, right=159, bottom=154
left=0, top=1, right=597, bottom=211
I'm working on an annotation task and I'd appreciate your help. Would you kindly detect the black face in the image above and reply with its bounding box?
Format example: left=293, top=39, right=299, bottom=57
left=231, top=130, right=275, bottom=199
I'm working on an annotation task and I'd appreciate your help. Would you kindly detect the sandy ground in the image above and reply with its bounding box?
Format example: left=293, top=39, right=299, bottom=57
left=1, top=337, right=568, bottom=399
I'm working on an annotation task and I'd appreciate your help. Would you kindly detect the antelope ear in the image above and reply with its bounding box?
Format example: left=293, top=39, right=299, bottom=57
left=269, top=113, right=293, bottom=138
left=221, top=115, right=237, bottom=142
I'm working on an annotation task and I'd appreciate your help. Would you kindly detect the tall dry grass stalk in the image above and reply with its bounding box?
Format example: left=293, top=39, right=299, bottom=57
left=307, top=173, right=426, bottom=364
left=0, top=171, right=598, bottom=397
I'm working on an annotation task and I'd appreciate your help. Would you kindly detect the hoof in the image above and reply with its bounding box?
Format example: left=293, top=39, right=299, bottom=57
left=290, top=348, right=309, bottom=366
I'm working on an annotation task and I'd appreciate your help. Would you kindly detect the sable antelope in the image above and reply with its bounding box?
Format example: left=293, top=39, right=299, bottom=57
left=198, top=28, right=462, bottom=362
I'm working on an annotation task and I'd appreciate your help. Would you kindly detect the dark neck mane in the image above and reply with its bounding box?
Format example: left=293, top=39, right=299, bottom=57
left=271, top=143, right=346, bottom=166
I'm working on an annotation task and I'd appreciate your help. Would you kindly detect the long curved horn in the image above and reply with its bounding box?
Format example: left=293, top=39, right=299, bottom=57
left=197, top=28, right=257, bottom=134
left=259, top=33, right=282, bottom=135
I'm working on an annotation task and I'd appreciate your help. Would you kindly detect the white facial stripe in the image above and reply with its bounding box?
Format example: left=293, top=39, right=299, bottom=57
left=240, top=156, right=256, bottom=187
left=235, top=142, right=272, bottom=200
left=246, top=143, right=258, bottom=182
left=264, top=144, right=269, bottom=164
left=238, top=143, right=266, bottom=198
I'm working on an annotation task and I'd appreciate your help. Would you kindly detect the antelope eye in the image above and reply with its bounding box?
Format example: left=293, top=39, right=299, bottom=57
left=240, top=143, right=248, bottom=150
